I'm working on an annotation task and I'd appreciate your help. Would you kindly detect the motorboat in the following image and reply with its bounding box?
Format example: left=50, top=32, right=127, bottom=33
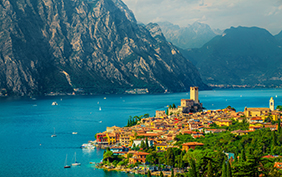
left=51, top=101, right=58, bottom=106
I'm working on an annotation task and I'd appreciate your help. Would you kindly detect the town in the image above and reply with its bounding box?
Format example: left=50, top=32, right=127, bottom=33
left=94, top=87, right=282, bottom=177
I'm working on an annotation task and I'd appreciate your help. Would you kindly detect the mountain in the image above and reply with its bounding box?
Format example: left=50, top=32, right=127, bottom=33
left=183, top=26, right=282, bottom=88
left=0, top=0, right=207, bottom=96
left=157, top=21, right=222, bottom=49
left=275, top=30, right=282, bottom=45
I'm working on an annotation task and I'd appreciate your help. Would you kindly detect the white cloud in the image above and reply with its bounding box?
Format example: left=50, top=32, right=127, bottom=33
left=122, top=0, right=282, bottom=34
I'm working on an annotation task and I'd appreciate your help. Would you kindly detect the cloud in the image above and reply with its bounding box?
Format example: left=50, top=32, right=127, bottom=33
left=122, top=0, right=282, bottom=34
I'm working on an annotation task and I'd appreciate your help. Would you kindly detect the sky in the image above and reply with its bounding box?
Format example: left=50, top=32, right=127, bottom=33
left=122, top=0, right=282, bottom=35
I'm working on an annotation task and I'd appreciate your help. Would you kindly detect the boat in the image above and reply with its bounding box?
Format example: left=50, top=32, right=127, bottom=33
left=72, top=132, right=78, bottom=135
left=64, top=154, right=71, bottom=168
left=81, top=143, right=95, bottom=149
left=51, top=128, right=57, bottom=137
left=51, top=101, right=58, bottom=106
left=99, top=107, right=101, bottom=111
left=72, top=152, right=81, bottom=166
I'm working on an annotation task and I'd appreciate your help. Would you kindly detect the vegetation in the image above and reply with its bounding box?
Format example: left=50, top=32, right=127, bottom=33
left=125, top=114, right=149, bottom=127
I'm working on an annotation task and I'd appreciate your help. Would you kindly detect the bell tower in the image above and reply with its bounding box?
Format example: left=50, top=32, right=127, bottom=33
left=190, top=87, right=199, bottom=103
left=270, top=97, right=274, bottom=111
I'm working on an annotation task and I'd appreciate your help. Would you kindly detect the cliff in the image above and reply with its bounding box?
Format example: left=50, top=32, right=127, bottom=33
left=0, top=0, right=207, bottom=96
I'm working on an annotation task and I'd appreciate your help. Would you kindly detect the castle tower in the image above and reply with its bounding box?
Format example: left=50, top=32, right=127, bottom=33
left=190, top=87, right=199, bottom=103
left=270, top=97, right=275, bottom=111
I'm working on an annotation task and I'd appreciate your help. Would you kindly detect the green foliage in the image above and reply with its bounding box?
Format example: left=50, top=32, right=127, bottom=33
left=222, top=161, right=227, bottom=177
left=125, top=114, right=148, bottom=127
left=160, top=171, right=164, bottom=177
left=226, top=161, right=232, bottom=177
left=207, top=160, right=213, bottom=177
left=226, top=105, right=236, bottom=112
left=276, top=105, right=282, bottom=111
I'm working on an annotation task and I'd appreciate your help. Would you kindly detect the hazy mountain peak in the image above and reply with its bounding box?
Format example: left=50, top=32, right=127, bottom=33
left=158, top=21, right=218, bottom=49
left=111, top=0, right=137, bottom=23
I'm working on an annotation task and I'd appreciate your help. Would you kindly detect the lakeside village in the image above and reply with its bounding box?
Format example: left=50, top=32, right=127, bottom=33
left=91, top=87, right=282, bottom=177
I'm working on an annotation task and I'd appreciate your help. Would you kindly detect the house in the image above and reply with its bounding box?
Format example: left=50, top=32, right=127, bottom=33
left=129, top=151, right=150, bottom=164
left=231, top=130, right=249, bottom=136
left=249, top=126, right=262, bottom=131
left=96, top=133, right=108, bottom=145
left=215, top=120, right=232, bottom=127
left=264, top=124, right=277, bottom=131
left=110, top=146, right=129, bottom=155
left=250, top=117, right=263, bottom=123
left=119, top=132, right=131, bottom=146
left=205, top=129, right=225, bottom=134
left=182, top=142, right=204, bottom=151
left=155, top=143, right=168, bottom=151
left=156, top=110, right=166, bottom=118
left=132, top=139, right=154, bottom=148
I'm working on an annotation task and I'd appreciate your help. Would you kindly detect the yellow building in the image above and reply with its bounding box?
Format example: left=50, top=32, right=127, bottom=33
left=244, top=107, right=270, bottom=117
left=215, top=120, right=232, bottom=127
left=155, top=143, right=168, bottom=151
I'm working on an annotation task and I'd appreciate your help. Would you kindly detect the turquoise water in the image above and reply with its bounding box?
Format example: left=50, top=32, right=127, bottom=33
left=0, top=89, right=282, bottom=177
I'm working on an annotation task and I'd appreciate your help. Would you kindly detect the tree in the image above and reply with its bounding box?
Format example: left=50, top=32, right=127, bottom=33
left=141, top=140, right=145, bottom=149
left=147, top=170, right=152, bottom=177
left=278, top=118, right=281, bottom=134
left=188, top=158, right=197, bottom=177
left=207, top=160, right=213, bottom=177
left=103, top=150, right=113, bottom=163
left=241, top=149, right=246, bottom=162
left=145, top=137, right=149, bottom=149
left=172, top=104, right=176, bottom=108
left=272, top=131, right=277, bottom=147
left=144, top=113, right=149, bottom=118
left=160, top=171, right=164, bottom=177
left=171, top=168, right=174, bottom=177
left=226, top=161, right=232, bottom=177
left=222, top=161, right=227, bottom=177
left=166, top=148, right=175, bottom=167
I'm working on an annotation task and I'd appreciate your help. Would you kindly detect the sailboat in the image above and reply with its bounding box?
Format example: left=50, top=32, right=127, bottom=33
left=64, top=154, right=71, bottom=168
left=72, top=152, right=81, bottom=166
left=51, top=128, right=57, bottom=137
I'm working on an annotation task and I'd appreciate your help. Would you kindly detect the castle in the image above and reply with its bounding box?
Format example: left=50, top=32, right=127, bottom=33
left=168, top=87, right=203, bottom=115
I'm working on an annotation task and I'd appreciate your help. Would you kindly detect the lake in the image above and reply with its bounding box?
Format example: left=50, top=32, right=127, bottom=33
left=0, top=88, right=281, bottom=177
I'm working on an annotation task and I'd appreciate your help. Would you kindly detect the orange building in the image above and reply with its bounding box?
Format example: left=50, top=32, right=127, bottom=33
left=129, top=151, right=150, bottom=164
left=182, top=142, right=204, bottom=151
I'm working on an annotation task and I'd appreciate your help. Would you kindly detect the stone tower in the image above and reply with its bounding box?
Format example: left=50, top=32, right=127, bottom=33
left=270, top=97, right=275, bottom=111
left=190, top=87, right=199, bottom=103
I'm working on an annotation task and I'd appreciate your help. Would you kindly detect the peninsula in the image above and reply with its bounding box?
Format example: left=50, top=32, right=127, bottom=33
left=93, top=87, right=282, bottom=176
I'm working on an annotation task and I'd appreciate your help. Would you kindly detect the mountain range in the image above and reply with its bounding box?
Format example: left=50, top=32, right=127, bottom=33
left=157, top=21, right=222, bottom=49
left=182, top=26, right=282, bottom=88
left=0, top=0, right=207, bottom=96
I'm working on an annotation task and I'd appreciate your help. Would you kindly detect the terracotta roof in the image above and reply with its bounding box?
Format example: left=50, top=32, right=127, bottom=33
left=182, top=142, right=204, bottom=146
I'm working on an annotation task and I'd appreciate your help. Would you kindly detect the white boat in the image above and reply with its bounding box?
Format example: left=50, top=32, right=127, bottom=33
left=99, top=107, right=101, bottom=111
left=72, top=132, right=78, bottom=135
left=51, top=128, right=57, bottom=137
left=72, top=152, right=81, bottom=166
left=51, top=101, right=58, bottom=106
left=81, top=143, right=95, bottom=149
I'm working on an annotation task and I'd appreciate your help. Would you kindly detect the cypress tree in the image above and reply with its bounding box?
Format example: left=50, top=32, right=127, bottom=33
left=241, top=149, right=246, bottom=162
left=160, top=171, right=164, bottom=177
left=188, top=158, right=197, bottom=177
left=226, top=161, right=232, bottom=177
left=141, top=140, right=145, bottom=149
left=171, top=168, right=174, bottom=177
left=207, top=160, right=213, bottom=177
left=147, top=170, right=151, bottom=177
left=272, top=131, right=277, bottom=146
left=222, top=161, right=227, bottom=177
left=145, top=137, right=149, bottom=149
left=278, top=118, right=281, bottom=134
